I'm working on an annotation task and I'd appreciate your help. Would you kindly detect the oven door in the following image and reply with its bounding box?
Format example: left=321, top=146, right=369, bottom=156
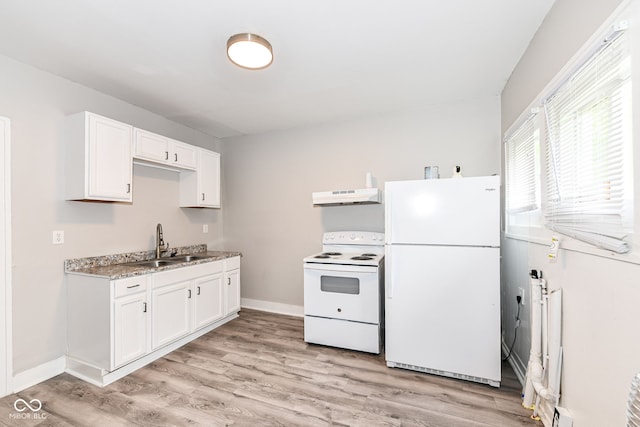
left=303, top=262, right=380, bottom=323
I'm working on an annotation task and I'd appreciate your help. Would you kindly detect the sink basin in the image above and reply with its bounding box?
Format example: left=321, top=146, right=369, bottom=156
left=170, top=254, right=209, bottom=262
left=129, top=259, right=180, bottom=268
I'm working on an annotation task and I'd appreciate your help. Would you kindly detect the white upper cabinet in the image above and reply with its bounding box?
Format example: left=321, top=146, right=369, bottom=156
left=133, top=128, right=169, bottom=163
left=180, top=148, right=221, bottom=208
left=171, top=140, right=197, bottom=170
left=65, top=112, right=133, bottom=202
left=65, top=112, right=219, bottom=206
left=133, top=128, right=197, bottom=170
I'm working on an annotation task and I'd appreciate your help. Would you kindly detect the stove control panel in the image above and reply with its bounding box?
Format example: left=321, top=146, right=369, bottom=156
left=322, top=231, right=384, bottom=245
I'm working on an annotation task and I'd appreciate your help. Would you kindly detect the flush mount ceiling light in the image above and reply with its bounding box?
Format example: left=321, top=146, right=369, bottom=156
left=227, top=33, right=273, bottom=70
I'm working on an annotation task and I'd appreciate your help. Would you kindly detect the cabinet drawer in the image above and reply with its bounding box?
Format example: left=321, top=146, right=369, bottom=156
left=224, top=256, right=240, bottom=271
left=114, top=275, right=148, bottom=298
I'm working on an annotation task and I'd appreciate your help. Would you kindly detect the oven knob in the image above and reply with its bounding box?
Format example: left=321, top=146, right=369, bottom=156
left=337, top=308, right=342, bottom=313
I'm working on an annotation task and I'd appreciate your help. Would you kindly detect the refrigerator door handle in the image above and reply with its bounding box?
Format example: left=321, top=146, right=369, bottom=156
left=385, top=246, right=393, bottom=299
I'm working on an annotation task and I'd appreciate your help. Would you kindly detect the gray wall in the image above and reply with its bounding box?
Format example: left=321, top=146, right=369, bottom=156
left=221, top=97, right=501, bottom=311
left=500, top=0, right=638, bottom=425
left=0, top=54, right=222, bottom=375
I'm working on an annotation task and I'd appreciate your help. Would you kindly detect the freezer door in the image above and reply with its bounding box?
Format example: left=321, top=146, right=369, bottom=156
left=385, top=176, right=500, bottom=247
left=385, top=244, right=501, bottom=384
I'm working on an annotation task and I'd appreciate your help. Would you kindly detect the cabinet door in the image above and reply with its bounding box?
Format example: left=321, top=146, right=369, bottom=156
left=193, top=273, right=224, bottom=330
left=113, top=292, right=148, bottom=368
left=134, top=128, right=170, bottom=163
left=225, top=269, right=241, bottom=315
left=171, top=140, right=197, bottom=170
left=151, top=281, right=191, bottom=350
left=88, top=113, right=133, bottom=201
left=199, top=149, right=220, bottom=208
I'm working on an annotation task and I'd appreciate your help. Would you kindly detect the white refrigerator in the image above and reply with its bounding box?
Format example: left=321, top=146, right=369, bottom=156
left=384, top=176, right=501, bottom=387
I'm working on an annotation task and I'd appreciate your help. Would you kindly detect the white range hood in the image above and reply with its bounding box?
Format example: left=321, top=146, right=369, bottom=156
left=312, top=188, right=381, bottom=206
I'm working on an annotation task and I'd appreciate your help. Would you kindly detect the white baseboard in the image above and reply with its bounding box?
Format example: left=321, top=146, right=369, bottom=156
left=502, top=337, right=526, bottom=387
left=13, top=356, right=65, bottom=393
left=241, top=298, right=303, bottom=317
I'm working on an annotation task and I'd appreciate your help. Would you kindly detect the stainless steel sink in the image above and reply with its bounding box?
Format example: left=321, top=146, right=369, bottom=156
left=170, top=254, right=210, bottom=262
left=128, top=259, right=181, bottom=268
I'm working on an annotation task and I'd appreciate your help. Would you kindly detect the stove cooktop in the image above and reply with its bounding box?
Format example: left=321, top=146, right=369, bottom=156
left=303, top=251, right=384, bottom=267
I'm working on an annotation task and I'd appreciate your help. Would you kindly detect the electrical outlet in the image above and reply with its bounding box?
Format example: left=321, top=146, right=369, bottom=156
left=52, top=230, right=64, bottom=245
left=202, top=224, right=209, bottom=233
left=518, top=287, right=525, bottom=305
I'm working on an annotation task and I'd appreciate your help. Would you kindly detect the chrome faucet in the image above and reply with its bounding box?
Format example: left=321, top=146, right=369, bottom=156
left=156, top=223, right=169, bottom=259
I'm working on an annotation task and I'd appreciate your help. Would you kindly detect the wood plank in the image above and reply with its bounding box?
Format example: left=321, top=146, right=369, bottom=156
left=0, top=309, right=540, bottom=426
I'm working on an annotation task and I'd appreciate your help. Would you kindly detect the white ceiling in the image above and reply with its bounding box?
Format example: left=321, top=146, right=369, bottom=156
left=0, top=0, right=555, bottom=138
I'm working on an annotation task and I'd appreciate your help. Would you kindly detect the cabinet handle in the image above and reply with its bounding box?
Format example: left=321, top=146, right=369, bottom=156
left=165, top=151, right=169, bottom=160
left=197, top=286, right=201, bottom=295
left=174, top=153, right=178, bottom=162
left=126, top=284, right=140, bottom=289
left=188, top=289, right=192, bottom=299
left=126, top=184, right=131, bottom=193
left=143, top=302, right=147, bottom=313
left=228, top=278, right=231, bottom=286
left=202, top=193, right=205, bottom=201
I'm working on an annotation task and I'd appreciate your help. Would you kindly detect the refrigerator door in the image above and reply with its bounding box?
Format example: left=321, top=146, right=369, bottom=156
left=385, top=244, right=501, bottom=385
left=385, top=176, right=500, bottom=247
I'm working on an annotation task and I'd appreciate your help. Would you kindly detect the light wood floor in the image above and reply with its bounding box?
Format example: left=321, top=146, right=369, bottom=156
left=0, top=309, right=540, bottom=426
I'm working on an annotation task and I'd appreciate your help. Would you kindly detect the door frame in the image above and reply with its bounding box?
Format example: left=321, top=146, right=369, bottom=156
left=0, top=116, right=12, bottom=397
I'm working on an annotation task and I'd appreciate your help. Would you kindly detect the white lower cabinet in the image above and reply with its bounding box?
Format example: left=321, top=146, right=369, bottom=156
left=194, top=273, right=225, bottom=329
left=224, top=257, right=241, bottom=315
left=150, top=261, right=224, bottom=350
left=113, top=290, right=149, bottom=367
left=151, top=279, right=192, bottom=350
left=66, top=257, right=240, bottom=387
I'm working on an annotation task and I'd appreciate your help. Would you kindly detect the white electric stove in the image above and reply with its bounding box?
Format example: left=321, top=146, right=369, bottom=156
left=303, top=231, right=385, bottom=354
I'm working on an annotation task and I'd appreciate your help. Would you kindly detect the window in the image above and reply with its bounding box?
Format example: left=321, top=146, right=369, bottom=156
left=504, top=25, right=633, bottom=254
left=543, top=30, right=632, bottom=253
left=505, top=112, right=541, bottom=232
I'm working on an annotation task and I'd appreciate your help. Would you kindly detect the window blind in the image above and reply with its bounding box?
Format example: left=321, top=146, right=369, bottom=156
left=543, top=31, right=632, bottom=253
left=505, top=113, right=540, bottom=215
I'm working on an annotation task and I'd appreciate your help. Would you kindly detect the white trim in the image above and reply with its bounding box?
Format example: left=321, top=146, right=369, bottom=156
left=505, top=231, right=640, bottom=266
left=241, top=298, right=303, bottom=317
left=12, top=357, right=66, bottom=393
left=0, top=117, right=11, bottom=397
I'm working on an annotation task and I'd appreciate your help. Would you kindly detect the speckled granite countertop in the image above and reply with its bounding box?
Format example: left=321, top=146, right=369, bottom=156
left=65, top=244, right=241, bottom=279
